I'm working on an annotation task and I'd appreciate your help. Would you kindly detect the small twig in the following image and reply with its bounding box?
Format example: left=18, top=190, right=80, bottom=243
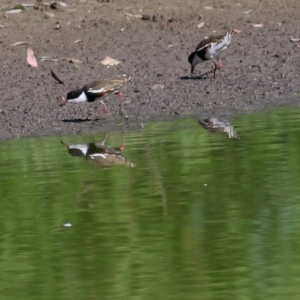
left=51, top=69, right=64, bottom=84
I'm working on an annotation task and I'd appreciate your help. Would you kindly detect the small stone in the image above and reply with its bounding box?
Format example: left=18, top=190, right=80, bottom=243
left=50, top=2, right=57, bottom=9
left=151, top=84, right=164, bottom=90
left=141, top=14, right=151, bottom=21
left=152, top=14, right=163, bottom=22
left=54, top=22, right=60, bottom=30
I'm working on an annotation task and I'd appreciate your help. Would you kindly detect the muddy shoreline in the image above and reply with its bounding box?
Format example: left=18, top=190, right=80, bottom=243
left=0, top=0, right=299, bottom=138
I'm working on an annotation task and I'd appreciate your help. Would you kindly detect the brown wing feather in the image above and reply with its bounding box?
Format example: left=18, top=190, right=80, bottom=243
left=196, top=35, right=225, bottom=51
left=85, top=79, right=123, bottom=91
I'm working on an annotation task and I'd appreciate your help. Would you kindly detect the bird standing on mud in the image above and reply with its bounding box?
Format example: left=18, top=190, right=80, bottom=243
left=188, top=31, right=234, bottom=78
left=59, top=78, right=129, bottom=117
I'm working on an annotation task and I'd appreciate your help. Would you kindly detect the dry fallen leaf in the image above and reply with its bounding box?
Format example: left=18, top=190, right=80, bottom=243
left=54, top=22, right=60, bottom=30
left=124, top=13, right=142, bottom=18
left=27, top=47, right=38, bottom=67
left=151, top=84, right=164, bottom=90
left=251, top=24, right=263, bottom=28
left=40, top=56, right=60, bottom=62
left=67, top=58, right=82, bottom=64
left=74, top=39, right=82, bottom=43
left=290, top=36, right=300, bottom=42
left=11, top=41, right=30, bottom=46
left=197, top=22, right=205, bottom=28
left=40, top=56, right=52, bottom=61
left=6, top=9, right=22, bottom=14
left=44, top=12, right=55, bottom=18
left=232, top=29, right=242, bottom=33
left=51, top=69, right=64, bottom=84
left=58, top=2, right=68, bottom=7
left=100, top=56, right=121, bottom=66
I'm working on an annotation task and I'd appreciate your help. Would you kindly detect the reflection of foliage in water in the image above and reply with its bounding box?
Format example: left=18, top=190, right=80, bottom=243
left=0, top=107, right=300, bottom=299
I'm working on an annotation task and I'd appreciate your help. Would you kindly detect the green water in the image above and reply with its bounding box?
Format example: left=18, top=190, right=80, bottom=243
left=1, top=107, right=300, bottom=299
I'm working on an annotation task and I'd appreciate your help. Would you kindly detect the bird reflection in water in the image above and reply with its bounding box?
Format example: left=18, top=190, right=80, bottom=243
left=61, top=134, right=136, bottom=167
left=199, top=117, right=239, bottom=139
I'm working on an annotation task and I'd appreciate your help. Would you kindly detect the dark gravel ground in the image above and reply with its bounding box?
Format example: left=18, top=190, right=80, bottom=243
left=0, top=0, right=300, bottom=138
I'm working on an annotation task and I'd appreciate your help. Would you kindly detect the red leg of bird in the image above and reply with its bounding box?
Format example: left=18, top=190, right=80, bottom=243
left=212, top=58, right=223, bottom=70
left=118, top=92, right=128, bottom=120
left=198, top=59, right=221, bottom=78
left=199, top=68, right=215, bottom=78
left=100, top=101, right=108, bottom=114
left=118, top=92, right=124, bottom=101
left=211, top=58, right=223, bottom=78
left=102, top=134, right=108, bottom=145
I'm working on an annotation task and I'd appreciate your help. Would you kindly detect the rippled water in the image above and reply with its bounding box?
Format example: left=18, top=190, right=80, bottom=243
left=1, top=107, right=300, bottom=299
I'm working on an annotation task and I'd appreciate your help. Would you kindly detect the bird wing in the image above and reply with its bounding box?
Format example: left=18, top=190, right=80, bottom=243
left=209, top=33, right=232, bottom=53
left=195, top=33, right=232, bottom=53
left=87, top=87, right=106, bottom=94
left=195, top=38, right=213, bottom=52
left=86, top=79, right=125, bottom=94
left=195, top=43, right=212, bottom=52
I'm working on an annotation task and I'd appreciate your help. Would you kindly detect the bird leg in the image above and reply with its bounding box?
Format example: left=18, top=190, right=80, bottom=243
left=98, top=92, right=124, bottom=117
left=101, top=134, right=108, bottom=145
left=211, top=58, right=223, bottom=78
left=212, top=58, right=223, bottom=69
left=197, top=58, right=223, bottom=79
left=100, top=101, right=108, bottom=114
left=198, top=68, right=215, bottom=78
left=118, top=92, right=124, bottom=100
left=118, top=93, right=128, bottom=120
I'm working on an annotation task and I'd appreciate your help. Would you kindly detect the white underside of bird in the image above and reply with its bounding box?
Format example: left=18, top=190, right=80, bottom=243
left=67, top=92, right=87, bottom=103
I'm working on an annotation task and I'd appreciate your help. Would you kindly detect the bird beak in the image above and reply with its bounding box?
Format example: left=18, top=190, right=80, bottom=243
left=58, top=96, right=67, bottom=106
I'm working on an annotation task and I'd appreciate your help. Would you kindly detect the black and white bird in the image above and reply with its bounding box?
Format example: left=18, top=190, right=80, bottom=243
left=61, top=135, right=136, bottom=167
left=188, top=32, right=233, bottom=77
left=59, top=78, right=129, bottom=115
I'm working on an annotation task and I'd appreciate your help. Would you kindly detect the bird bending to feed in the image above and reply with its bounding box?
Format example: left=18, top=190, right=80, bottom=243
left=59, top=77, right=129, bottom=116
left=60, top=134, right=136, bottom=167
left=188, top=31, right=234, bottom=78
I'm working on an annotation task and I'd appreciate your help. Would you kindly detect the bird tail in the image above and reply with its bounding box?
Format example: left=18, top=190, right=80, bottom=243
left=121, top=75, right=131, bottom=83
left=212, top=32, right=232, bottom=52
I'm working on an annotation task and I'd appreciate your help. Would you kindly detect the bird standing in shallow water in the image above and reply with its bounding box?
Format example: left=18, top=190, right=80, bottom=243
left=59, top=78, right=129, bottom=117
left=188, top=32, right=233, bottom=78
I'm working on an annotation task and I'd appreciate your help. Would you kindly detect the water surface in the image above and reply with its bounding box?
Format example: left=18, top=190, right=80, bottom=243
left=1, top=107, right=300, bottom=299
